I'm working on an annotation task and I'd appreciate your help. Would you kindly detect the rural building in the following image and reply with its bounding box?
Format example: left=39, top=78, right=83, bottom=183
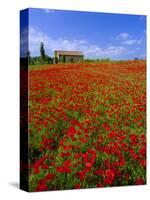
left=54, top=50, right=84, bottom=63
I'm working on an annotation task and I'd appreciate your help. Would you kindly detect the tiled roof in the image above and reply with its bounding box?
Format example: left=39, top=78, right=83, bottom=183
left=55, top=50, right=83, bottom=56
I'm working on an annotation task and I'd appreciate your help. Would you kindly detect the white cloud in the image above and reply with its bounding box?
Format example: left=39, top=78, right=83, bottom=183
left=28, top=26, right=126, bottom=58
left=104, top=46, right=126, bottom=56
left=121, top=39, right=142, bottom=45
left=115, top=32, right=143, bottom=46
left=116, top=32, right=130, bottom=40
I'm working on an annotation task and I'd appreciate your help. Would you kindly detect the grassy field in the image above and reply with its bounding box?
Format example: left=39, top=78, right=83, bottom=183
left=28, top=61, right=146, bottom=191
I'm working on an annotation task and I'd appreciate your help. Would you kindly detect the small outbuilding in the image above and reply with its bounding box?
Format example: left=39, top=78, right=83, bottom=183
left=54, top=50, right=84, bottom=63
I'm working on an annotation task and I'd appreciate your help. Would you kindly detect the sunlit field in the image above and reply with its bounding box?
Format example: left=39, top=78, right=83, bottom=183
left=28, top=61, right=146, bottom=191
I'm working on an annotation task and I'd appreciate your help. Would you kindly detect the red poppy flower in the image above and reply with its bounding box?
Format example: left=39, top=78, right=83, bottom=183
left=85, top=162, right=93, bottom=169
left=74, top=183, right=81, bottom=189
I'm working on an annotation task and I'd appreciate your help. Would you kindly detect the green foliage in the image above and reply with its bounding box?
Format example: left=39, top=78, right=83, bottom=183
left=40, top=42, right=46, bottom=60
left=84, top=58, right=110, bottom=63
left=28, top=42, right=55, bottom=66
left=29, top=55, right=54, bottom=66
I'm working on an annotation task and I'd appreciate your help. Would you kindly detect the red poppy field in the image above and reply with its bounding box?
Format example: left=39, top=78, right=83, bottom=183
left=28, top=61, right=146, bottom=191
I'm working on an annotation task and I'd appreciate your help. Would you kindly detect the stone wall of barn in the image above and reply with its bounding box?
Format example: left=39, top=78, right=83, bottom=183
left=59, top=55, right=84, bottom=63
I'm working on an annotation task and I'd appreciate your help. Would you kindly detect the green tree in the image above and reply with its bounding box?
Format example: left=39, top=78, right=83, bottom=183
left=45, top=55, right=53, bottom=64
left=40, top=42, right=46, bottom=61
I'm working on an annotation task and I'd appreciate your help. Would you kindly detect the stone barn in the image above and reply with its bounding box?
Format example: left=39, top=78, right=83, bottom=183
left=54, top=50, right=84, bottom=63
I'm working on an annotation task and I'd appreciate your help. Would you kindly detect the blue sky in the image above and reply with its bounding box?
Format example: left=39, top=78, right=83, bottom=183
left=25, top=8, right=146, bottom=60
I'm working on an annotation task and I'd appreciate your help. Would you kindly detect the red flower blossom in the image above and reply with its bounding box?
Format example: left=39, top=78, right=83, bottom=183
left=76, top=170, right=86, bottom=181
left=135, top=178, right=145, bottom=185
left=85, top=162, right=93, bottom=169
left=56, top=167, right=64, bottom=173
left=74, top=183, right=81, bottom=189
left=139, top=159, right=146, bottom=168
left=45, top=173, right=54, bottom=181
left=104, top=169, right=115, bottom=185
left=96, top=183, right=104, bottom=188
left=42, top=164, right=49, bottom=170
left=36, top=179, right=48, bottom=191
